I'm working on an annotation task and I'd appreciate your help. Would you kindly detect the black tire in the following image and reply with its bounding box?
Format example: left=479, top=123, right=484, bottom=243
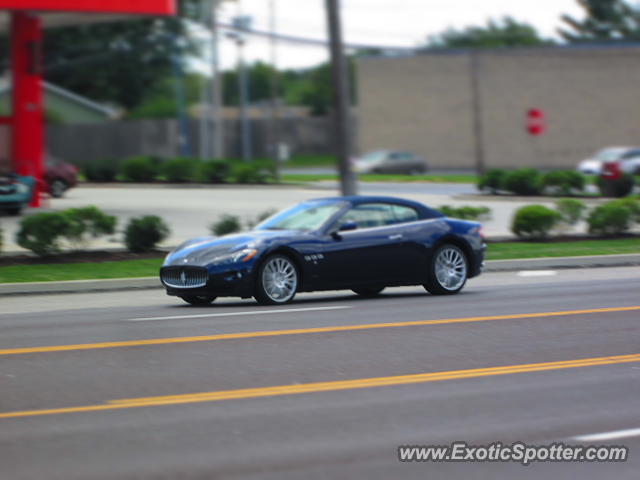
left=6, top=206, right=22, bottom=216
left=49, top=179, right=68, bottom=198
left=352, top=286, right=385, bottom=297
left=254, top=254, right=299, bottom=305
left=424, top=244, right=468, bottom=295
left=180, top=295, right=217, bottom=306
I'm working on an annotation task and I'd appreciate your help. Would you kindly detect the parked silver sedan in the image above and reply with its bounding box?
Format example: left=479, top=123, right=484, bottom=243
left=353, top=150, right=428, bottom=175
left=577, top=146, right=640, bottom=175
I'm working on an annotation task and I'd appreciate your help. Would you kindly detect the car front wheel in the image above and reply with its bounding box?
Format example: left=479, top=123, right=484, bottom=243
left=50, top=179, right=68, bottom=198
left=255, top=254, right=299, bottom=305
left=424, top=244, right=468, bottom=295
left=180, top=295, right=217, bottom=306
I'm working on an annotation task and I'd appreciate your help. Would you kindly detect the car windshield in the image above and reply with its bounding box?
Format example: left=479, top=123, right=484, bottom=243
left=256, top=201, right=345, bottom=231
left=594, top=148, right=630, bottom=161
left=359, top=151, right=389, bottom=163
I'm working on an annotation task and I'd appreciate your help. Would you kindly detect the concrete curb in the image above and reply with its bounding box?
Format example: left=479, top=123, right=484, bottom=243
left=1, top=254, right=638, bottom=296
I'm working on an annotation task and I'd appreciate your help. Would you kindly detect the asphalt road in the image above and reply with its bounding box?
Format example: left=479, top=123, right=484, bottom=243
left=1, top=266, right=640, bottom=479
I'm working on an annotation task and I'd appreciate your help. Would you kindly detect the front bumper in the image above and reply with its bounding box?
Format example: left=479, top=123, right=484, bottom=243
left=160, top=264, right=255, bottom=298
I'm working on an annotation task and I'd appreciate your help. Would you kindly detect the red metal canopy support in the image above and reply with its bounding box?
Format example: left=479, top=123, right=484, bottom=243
left=11, top=11, right=44, bottom=207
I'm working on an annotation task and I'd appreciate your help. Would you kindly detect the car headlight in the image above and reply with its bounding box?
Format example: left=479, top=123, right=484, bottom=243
left=214, top=248, right=258, bottom=265
left=15, top=183, right=28, bottom=194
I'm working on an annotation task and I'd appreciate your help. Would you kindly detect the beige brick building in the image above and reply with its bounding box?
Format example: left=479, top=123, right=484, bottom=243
left=357, top=46, right=640, bottom=170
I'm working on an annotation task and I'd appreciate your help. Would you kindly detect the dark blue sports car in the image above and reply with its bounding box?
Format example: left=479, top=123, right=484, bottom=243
left=160, top=196, right=486, bottom=305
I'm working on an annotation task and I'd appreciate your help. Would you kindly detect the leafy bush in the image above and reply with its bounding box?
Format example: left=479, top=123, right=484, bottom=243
left=210, top=214, right=242, bottom=236
left=16, top=212, right=73, bottom=256
left=63, top=206, right=117, bottom=249
left=197, top=160, right=230, bottom=184
left=608, top=197, right=640, bottom=223
left=121, top=156, right=157, bottom=182
left=555, top=199, right=587, bottom=226
left=438, top=205, right=492, bottom=220
left=124, top=215, right=170, bottom=252
left=511, top=205, right=562, bottom=238
left=229, top=160, right=276, bottom=184
left=597, top=173, right=635, bottom=198
left=162, top=157, right=198, bottom=183
left=247, top=209, right=278, bottom=229
left=477, top=169, right=507, bottom=194
left=587, top=202, right=632, bottom=235
left=502, top=168, right=543, bottom=196
left=84, top=158, right=118, bottom=182
left=542, top=170, right=585, bottom=196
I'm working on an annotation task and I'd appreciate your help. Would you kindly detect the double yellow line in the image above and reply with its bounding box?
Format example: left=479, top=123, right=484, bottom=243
left=2, top=353, right=639, bottom=419
left=1, top=306, right=639, bottom=356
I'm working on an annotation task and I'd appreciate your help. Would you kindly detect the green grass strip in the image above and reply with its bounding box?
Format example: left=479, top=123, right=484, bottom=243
left=0, top=238, right=638, bottom=284
left=282, top=174, right=478, bottom=183
left=0, top=259, right=163, bottom=283
left=486, top=238, right=640, bottom=261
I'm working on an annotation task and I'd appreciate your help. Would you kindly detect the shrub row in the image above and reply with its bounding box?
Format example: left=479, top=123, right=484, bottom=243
left=84, top=156, right=277, bottom=184
left=15, top=207, right=169, bottom=256
left=511, top=197, right=640, bottom=238
left=479, top=168, right=635, bottom=197
left=209, top=209, right=276, bottom=236
left=438, top=205, right=492, bottom=221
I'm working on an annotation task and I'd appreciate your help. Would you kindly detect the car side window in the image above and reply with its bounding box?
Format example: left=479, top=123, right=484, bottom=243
left=338, top=203, right=396, bottom=229
left=391, top=205, right=419, bottom=224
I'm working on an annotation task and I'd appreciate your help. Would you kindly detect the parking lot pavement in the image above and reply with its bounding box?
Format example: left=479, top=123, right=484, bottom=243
left=1, top=266, right=640, bottom=479
left=0, top=184, right=572, bottom=252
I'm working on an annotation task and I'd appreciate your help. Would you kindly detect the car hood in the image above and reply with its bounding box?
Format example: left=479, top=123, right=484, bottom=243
left=163, top=230, right=299, bottom=266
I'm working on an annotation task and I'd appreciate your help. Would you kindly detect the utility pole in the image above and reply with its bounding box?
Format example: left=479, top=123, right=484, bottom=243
left=470, top=51, right=486, bottom=175
left=231, top=15, right=252, bottom=162
left=325, top=0, right=357, bottom=196
left=269, top=0, right=281, bottom=181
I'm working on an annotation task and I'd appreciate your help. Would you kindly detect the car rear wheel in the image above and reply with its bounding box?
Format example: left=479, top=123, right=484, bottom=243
left=255, top=254, right=298, bottom=305
left=424, top=244, right=468, bottom=295
left=180, top=295, right=217, bottom=306
left=352, top=286, right=385, bottom=297
left=50, top=179, right=68, bottom=198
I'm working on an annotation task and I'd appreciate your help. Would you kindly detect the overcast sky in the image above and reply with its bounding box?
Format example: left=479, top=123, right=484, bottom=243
left=207, top=0, right=585, bottom=70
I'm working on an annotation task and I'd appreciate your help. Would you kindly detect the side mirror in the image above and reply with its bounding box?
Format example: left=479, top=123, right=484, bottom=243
left=330, top=221, right=358, bottom=240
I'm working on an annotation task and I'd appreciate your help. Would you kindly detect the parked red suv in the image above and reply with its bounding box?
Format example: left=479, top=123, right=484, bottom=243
left=45, top=157, right=79, bottom=198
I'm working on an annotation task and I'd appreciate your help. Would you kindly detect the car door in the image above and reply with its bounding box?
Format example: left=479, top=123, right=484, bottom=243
left=319, top=203, right=415, bottom=288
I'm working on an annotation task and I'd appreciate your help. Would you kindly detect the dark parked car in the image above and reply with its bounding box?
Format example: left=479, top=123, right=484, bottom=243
left=353, top=150, right=428, bottom=175
left=0, top=173, right=35, bottom=215
left=45, top=158, right=78, bottom=198
left=160, top=196, right=486, bottom=306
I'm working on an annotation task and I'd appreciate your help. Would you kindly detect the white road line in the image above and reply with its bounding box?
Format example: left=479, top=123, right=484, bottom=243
left=127, top=306, right=352, bottom=322
left=572, top=428, right=640, bottom=442
left=517, top=270, right=558, bottom=277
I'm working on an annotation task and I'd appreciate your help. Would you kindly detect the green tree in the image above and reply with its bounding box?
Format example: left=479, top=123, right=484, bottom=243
left=427, top=16, right=552, bottom=49
left=0, top=0, right=202, bottom=110
left=559, top=0, right=640, bottom=42
left=128, top=72, right=207, bottom=119
left=222, top=61, right=282, bottom=106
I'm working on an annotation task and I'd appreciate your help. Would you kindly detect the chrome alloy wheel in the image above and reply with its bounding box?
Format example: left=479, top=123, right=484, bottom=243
left=261, top=256, right=298, bottom=303
left=434, top=246, right=467, bottom=291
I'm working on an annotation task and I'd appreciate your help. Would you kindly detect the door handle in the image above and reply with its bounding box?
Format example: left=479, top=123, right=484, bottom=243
left=388, top=234, right=404, bottom=240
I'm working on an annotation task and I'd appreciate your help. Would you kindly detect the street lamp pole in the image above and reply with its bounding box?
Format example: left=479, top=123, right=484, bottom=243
left=325, top=0, right=357, bottom=196
left=232, top=15, right=252, bottom=163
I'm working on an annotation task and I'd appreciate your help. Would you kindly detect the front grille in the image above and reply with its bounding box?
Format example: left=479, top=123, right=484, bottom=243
left=161, top=266, right=209, bottom=289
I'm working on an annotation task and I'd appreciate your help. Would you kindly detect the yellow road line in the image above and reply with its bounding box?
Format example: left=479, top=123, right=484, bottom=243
left=1, top=353, right=639, bottom=419
left=1, top=306, right=639, bottom=356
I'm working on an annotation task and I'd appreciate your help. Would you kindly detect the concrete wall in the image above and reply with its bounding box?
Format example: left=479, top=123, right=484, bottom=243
left=358, top=46, right=640, bottom=170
